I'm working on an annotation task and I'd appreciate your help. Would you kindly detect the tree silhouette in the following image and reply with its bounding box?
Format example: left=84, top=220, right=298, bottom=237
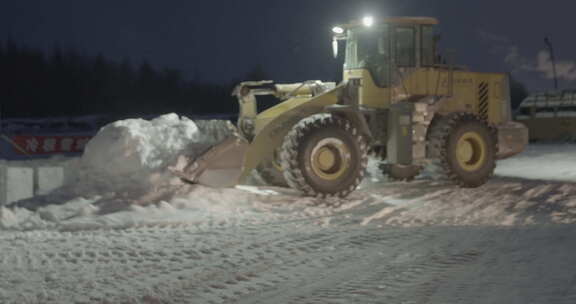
left=0, top=41, right=238, bottom=119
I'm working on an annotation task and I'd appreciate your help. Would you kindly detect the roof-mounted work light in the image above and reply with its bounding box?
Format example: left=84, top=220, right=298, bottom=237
left=362, top=16, right=374, bottom=27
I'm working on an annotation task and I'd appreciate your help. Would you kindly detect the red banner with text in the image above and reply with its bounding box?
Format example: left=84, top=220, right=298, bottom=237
left=8, top=135, right=92, bottom=155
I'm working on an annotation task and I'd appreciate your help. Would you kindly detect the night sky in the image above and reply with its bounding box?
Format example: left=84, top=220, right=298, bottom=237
left=2, top=0, right=576, bottom=92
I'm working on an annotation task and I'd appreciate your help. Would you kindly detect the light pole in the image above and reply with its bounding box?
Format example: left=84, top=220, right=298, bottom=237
left=544, top=37, right=558, bottom=90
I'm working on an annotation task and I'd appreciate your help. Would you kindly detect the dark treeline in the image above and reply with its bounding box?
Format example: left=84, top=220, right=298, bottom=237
left=0, top=40, right=529, bottom=119
left=0, top=40, right=238, bottom=118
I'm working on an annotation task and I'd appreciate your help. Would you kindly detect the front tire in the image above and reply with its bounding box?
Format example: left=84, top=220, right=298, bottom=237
left=280, top=115, right=368, bottom=198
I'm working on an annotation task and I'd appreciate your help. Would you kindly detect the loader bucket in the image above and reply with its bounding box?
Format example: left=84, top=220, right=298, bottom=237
left=169, top=136, right=249, bottom=188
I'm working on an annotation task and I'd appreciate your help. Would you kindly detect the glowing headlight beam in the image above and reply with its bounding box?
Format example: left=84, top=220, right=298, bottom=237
left=332, top=26, right=344, bottom=34
left=362, top=16, right=374, bottom=27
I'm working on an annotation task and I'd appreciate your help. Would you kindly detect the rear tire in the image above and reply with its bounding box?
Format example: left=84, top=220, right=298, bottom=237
left=280, top=115, right=368, bottom=198
left=427, top=113, right=496, bottom=187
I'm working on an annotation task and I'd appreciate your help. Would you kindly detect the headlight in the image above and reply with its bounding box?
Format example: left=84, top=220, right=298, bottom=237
left=363, top=16, right=374, bottom=27
left=332, top=26, right=344, bottom=34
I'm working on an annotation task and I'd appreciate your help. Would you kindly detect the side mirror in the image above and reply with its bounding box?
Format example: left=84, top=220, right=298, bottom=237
left=332, top=38, right=339, bottom=58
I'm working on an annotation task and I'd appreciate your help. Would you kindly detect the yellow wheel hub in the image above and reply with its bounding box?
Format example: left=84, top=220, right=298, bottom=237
left=456, top=132, right=486, bottom=172
left=310, top=138, right=351, bottom=181
left=317, top=147, right=336, bottom=170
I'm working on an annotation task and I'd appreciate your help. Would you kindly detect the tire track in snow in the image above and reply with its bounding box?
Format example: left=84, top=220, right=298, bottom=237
left=0, top=216, right=358, bottom=303
left=4, top=176, right=576, bottom=303
left=2, top=223, right=576, bottom=303
left=287, top=248, right=482, bottom=304
left=233, top=226, right=438, bottom=304
left=0, top=218, right=433, bottom=303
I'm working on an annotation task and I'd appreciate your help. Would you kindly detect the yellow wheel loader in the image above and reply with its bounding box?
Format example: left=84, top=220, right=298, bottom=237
left=173, top=16, right=528, bottom=198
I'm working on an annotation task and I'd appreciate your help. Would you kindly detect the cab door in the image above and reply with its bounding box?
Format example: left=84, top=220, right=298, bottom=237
left=390, top=25, right=418, bottom=102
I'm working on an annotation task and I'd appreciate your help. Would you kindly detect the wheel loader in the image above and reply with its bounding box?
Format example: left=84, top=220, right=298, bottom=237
left=172, top=16, right=529, bottom=198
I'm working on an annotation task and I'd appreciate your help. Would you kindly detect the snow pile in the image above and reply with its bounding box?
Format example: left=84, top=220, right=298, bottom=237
left=75, top=113, right=234, bottom=197
left=0, top=114, right=245, bottom=229
left=0, top=112, right=335, bottom=231
left=0, top=117, right=334, bottom=231
left=0, top=196, right=101, bottom=230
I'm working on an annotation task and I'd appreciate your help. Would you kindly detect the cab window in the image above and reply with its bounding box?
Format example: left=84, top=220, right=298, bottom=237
left=395, top=27, right=415, bottom=67
left=421, top=25, right=435, bottom=66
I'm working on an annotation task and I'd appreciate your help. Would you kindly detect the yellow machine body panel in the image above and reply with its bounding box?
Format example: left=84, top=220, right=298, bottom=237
left=254, top=96, right=314, bottom=134
left=344, top=67, right=510, bottom=125
left=437, top=72, right=510, bottom=125
left=343, top=68, right=452, bottom=108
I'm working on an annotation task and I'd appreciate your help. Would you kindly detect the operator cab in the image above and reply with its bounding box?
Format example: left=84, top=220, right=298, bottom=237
left=333, top=17, right=439, bottom=88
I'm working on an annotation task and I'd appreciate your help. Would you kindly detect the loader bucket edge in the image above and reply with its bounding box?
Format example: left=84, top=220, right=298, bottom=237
left=170, top=136, right=249, bottom=188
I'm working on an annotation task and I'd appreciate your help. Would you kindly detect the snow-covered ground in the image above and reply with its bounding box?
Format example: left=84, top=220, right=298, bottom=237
left=496, top=143, right=576, bottom=182
left=2, top=115, right=576, bottom=303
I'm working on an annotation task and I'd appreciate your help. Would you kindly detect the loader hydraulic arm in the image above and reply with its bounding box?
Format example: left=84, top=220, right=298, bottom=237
left=233, top=80, right=336, bottom=105
left=232, top=80, right=336, bottom=139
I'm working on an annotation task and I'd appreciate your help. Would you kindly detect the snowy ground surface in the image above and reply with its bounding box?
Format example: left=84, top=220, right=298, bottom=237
left=495, top=143, right=576, bottom=182
left=2, top=115, right=576, bottom=304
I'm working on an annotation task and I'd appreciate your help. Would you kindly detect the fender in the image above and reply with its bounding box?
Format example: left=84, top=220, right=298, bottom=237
left=323, top=104, right=372, bottom=141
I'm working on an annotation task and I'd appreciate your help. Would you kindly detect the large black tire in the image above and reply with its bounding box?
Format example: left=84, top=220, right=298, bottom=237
left=280, top=115, right=368, bottom=198
left=427, top=113, right=496, bottom=187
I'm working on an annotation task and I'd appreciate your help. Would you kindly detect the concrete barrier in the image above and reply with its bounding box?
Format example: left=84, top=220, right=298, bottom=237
left=2, top=166, right=34, bottom=205
left=0, top=158, right=76, bottom=206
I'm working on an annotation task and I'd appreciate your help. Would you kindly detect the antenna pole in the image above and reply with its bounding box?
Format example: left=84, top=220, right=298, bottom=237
left=544, top=37, right=559, bottom=90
